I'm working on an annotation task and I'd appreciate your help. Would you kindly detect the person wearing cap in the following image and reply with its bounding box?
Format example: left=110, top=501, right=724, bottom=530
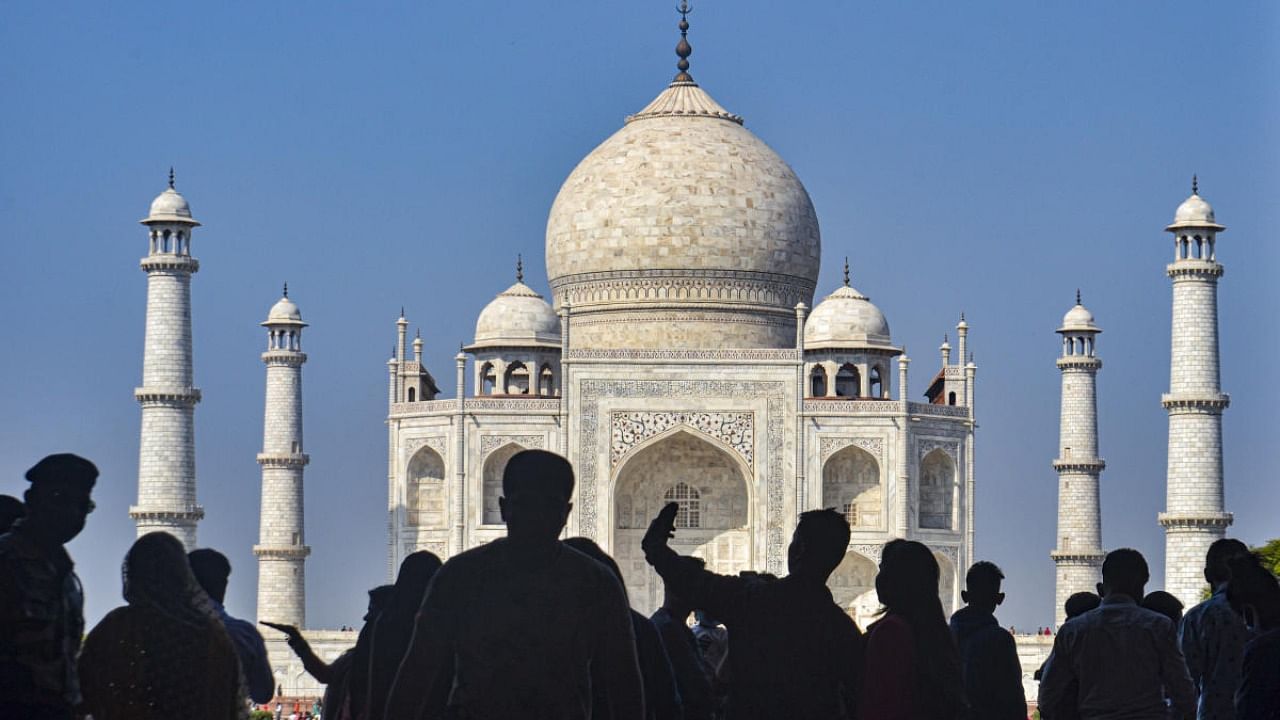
left=0, top=453, right=97, bottom=720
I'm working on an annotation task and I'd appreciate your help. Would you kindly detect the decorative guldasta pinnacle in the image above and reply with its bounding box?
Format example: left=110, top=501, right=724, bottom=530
left=674, top=1, right=693, bottom=83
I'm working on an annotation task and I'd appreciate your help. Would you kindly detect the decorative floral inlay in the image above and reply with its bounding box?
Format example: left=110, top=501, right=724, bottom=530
left=480, top=434, right=546, bottom=454
left=819, top=436, right=883, bottom=460
left=610, top=412, right=753, bottom=468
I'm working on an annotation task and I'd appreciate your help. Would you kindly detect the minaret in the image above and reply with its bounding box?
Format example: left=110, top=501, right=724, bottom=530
left=1051, top=291, right=1106, bottom=626
left=254, top=286, right=310, bottom=626
left=130, top=170, right=204, bottom=548
left=1160, top=178, right=1232, bottom=608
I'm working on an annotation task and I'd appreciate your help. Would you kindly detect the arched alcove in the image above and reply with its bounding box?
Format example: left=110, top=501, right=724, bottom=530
left=480, top=362, right=496, bottom=395
left=504, top=362, right=530, bottom=395
left=810, top=365, right=828, bottom=397
left=481, top=443, right=525, bottom=525
left=613, top=430, right=751, bottom=613
left=919, top=449, right=955, bottom=530
left=835, top=364, right=861, bottom=398
left=822, top=445, right=882, bottom=529
left=827, top=551, right=878, bottom=615
left=406, top=447, right=446, bottom=528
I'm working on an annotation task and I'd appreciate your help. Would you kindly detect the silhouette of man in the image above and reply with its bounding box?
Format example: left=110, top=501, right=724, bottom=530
left=1039, top=548, right=1196, bottom=720
left=1179, top=538, right=1252, bottom=720
left=1224, top=552, right=1280, bottom=720
left=651, top=556, right=715, bottom=720
left=949, top=561, right=1026, bottom=720
left=1035, top=591, right=1101, bottom=684
left=385, top=450, right=643, bottom=720
left=0, top=495, right=24, bottom=535
left=1144, top=591, right=1185, bottom=625
left=642, top=503, right=864, bottom=720
left=188, top=548, right=275, bottom=704
left=0, top=454, right=96, bottom=720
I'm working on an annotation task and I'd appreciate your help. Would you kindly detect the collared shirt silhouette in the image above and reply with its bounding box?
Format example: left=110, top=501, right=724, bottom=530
left=643, top=502, right=864, bottom=720
left=1040, top=594, right=1196, bottom=719
left=189, top=548, right=274, bottom=705
left=1181, top=591, right=1249, bottom=720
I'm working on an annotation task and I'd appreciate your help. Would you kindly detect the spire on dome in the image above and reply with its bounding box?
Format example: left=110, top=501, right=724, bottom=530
left=1192, top=174, right=1199, bottom=196
left=517, top=254, right=524, bottom=283
left=843, top=257, right=850, bottom=287
left=283, top=282, right=289, bottom=299
left=1076, top=288, right=1081, bottom=305
left=674, top=1, right=693, bottom=83
left=168, top=167, right=176, bottom=190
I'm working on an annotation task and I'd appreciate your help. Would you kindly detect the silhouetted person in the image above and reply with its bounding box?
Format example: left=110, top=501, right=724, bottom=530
left=1039, top=548, right=1196, bottom=720
left=1179, top=538, right=1252, bottom=720
left=1036, top=591, right=1102, bottom=685
left=565, top=537, right=681, bottom=720
left=354, top=550, right=441, bottom=720
left=651, top=555, right=716, bottom=720
left=1145, top=591, right=1186, bottom=626
left=1225, top=552, right=1280, bottom=719
left=859, top=538, right=965, bottom=720
left=188, top=547, right=274, bottom=704
left=386, top=450, right=643, bottom=720
left=0, top=494, right=24, bottom=535
left=949, top=561, right=1026, bottom=720
left=79, top=532, right=241, bottom=720
left=0, top=453, right=96, bottom=720
left=264, top=585, right=395, bottom=716
left=642, top=503, right=864, bottom=720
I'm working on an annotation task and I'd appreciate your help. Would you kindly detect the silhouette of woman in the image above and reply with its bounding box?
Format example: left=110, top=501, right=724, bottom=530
left=858, top=539, right=965, bottom=720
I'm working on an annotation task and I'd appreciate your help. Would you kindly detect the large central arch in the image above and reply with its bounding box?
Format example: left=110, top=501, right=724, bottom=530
left=612, top=429, right=752, bottom=614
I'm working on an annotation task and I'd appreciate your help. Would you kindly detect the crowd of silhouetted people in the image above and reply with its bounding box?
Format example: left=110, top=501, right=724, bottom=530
left=1, top=451, right=1277, bottom=719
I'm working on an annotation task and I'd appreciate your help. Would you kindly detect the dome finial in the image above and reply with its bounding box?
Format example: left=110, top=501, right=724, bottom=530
left=168, top=167, right=176, bottom=190
left=517, top=253, right=524, bottom=283
left=674, top=1, right=694, bottom=83
left=1192, top=174, right=1199, bottom=195
left=843, top=257, right=850, bottom=287
left=1076, top=288, right=1081, bottom=305
left=283, top=282, right=289, bottom=298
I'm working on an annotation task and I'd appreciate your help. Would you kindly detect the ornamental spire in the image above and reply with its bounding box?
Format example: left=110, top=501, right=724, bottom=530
left=516, top=253, right=524, bottom=283
left=674, top=1, right=694, bottom=83
left=283, top=282, right=289, bottom=299
left=1076, top=288, right=1081, bottom=305
left=843, top=257, right=850, bottom=287
left=1192, top=174, right=1199, bottom=195
left=168, top=167, right=176, bottom=190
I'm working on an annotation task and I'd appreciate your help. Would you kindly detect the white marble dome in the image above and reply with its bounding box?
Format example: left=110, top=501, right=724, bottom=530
left=1168, top=189, right=1223, bottom=231
left=267, top=296, right=303, bottom=323
left=472, top=281, right=561, bottom=349
left=1059, top=301, right=1099, bottom=333
left=804, top=284, right=893, bottom=349
left=545, top=79, right=821, bottom=349
left=142, top=187, right=199, bottom=225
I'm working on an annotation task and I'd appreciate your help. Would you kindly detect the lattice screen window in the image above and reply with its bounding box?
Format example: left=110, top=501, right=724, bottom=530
left=664, top=482, right=702, bottom=529
left=842, top=502, right=859, bottom=527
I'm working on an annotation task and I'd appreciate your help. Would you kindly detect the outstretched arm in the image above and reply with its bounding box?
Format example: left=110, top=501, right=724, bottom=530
left=263, top=622, right=336, bottom=685
left=642, top=502, right=748, bottom=624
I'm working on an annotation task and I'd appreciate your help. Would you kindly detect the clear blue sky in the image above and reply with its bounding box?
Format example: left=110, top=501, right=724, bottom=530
left=1, top=2, right=1276, bottom=631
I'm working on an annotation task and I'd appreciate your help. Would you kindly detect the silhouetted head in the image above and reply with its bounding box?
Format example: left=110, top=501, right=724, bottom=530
left=366, top=584, right=395, bottom=622
left=22, top=453, right=97, bottom=544
left=392, top=551, right=442, bottom=614
left=0, top=494, right=25, bottom=534
left=122, top=532, right=214, bottom=626
left=787, top=508, right=851, bottom=582
left=661, top=556, right=705, bottom=616
left=1142, top=590, right=1184, bottom=625
left=1204, top=538, right=1251, bottom=588
left=961, top=561, right=1005, bottom=611
left=499, top=450, right=575, bottom=544
left=1064, top=591, right=1101, bottom=620
left=1226, top=553, right=1280, bottom=633
left=876, top=539, right=940, bottom=611
left=1099, top=548, right=1149, bottom=601
left=188, top=548, right=232, bottom=604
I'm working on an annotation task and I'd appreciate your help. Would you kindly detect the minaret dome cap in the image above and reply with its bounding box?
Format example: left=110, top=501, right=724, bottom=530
left=141, top=187, right=201, bottom=226
left=1166, top=188, right=1224, bottom=232
left=263, top=295, right=306, bottom=327
left=1058, top=300, right=1100, bottom=334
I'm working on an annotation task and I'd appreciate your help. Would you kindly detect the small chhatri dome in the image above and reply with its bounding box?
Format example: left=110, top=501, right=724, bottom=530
left=141, top=169, right=200, bottom=226
left=804, top=283, right=894, bottom=349
left=1167, top=176, right=1224, bottom=230
left=1058, top=292, right=1099, bottom=334
left=264, top=285, right=305, bottom=326
left=471, top=274, right=561, bottom=350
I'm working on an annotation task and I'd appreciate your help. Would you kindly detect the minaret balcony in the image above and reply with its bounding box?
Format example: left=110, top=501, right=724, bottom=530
left=1049, top=550, right=1105, bottom=563
left=140, top=255, right=200, bottom=273
left=1166, top=260, right=1224, bottom=279
left=134, top=387, right=201, bottom=406
left=253, top=545, right=312, bottom=559
left=1157, top=512, right=1233, bottom=530
left=1052, top=458, right=1105, bottom=472
left=1056, top=356, right=1102, bottom=370
left=128, top=505, right=205, bottom=521
left=1161, top=392, right=1230, bottom=412
left=257, top=452, right=310, bottom=468
left=261, top=350, right=307, bottom=366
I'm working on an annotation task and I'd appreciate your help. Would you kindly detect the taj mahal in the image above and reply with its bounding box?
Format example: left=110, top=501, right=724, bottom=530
left=124, top=9, right=1233, bottom=697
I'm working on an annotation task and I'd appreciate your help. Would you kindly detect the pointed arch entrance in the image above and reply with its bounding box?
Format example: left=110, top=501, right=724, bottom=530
left=613, top=429, right=752, bottom=614
left=828, top=551, right=879, bottom=628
